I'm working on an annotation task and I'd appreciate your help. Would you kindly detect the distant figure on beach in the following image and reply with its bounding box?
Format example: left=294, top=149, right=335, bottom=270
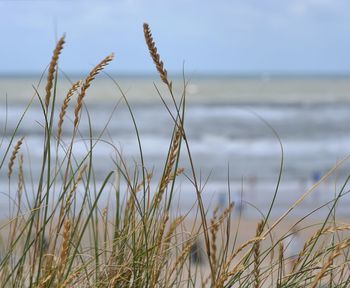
left=311, top=170, right=322, bottom=202
left=234, top=191, right=244, bottom=215
left=190, top=240, right=203, bottom=265
left=218, top=192, right=227, bottom=209
left=312, top=170, right=321, bottom=184
left=247, top=175, right=257, bottom=197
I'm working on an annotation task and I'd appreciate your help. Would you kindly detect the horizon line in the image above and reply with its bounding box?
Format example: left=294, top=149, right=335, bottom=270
left=1, top=71, right=350, bottom=79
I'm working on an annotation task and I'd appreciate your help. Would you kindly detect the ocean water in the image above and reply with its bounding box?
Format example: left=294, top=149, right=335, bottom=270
left=1, top=75, right=350, bottom=218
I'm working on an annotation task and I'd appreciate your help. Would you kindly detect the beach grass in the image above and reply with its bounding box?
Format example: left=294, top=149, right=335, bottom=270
left=0, top=23, right=350, bottom=287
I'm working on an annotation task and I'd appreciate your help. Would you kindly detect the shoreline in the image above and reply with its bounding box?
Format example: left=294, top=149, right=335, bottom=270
left=1, top=76, right=350, bottom=105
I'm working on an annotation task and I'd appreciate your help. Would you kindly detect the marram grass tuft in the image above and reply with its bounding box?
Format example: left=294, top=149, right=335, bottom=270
left=0, top=23, right=349, bottom=287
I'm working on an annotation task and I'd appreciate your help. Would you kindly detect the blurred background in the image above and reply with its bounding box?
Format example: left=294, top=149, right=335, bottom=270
left=1, top=0, right=350, bottom=218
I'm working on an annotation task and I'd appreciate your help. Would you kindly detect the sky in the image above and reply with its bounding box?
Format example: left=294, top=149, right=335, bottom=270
left=1, top=0, right=350, bottom=75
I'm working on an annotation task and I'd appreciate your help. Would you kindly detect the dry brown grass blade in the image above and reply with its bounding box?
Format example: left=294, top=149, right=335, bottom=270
left=278, top=241, right=285, bottom=284
left=45, top=35, right=65, bottom=110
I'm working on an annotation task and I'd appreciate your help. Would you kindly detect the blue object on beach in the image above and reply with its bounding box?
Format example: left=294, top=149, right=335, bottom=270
left=312, top=171, right=321, bottom=183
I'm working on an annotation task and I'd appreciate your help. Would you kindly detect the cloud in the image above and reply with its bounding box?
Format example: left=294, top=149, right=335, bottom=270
left=289, top=0, right=343, bottom=16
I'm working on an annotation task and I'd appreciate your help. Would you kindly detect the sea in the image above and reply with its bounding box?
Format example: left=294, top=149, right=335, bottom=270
left=1, top=75, right=350, bottom=219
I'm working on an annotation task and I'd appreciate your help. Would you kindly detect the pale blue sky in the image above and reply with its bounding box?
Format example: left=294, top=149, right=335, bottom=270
left=1, top=0, right=350, bottom=74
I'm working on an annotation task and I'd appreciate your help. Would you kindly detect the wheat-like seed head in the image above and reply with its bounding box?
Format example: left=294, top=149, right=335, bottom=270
left=164, top=216, right=185, bottom=248
left=8, top=137, right=24, bottom=178
left=57, top=80, right=82, bottom=143
left=150, top=214, right=170, bottom=286
left=123, top=198, right=134, bottom=230
left=222, top=236, right=264, bottom=274
left=278, top=241, right=284, bottom=262
left=292, top=225, right=350, bottom=272
left=278, top=241, right=285, bottom=280
left=202, top=275, right=211, bottom=287
left=8, top=154, right=25, bottom=261
left=168, top=239, right=193, bottom=279
left=156, top=214, right=169, bottom=248
left=64, top=164, right=87, bottom=210
left=143, top=23, right=169, bottom=86
left=154, top=126, right=182, bottom=207
left=168, top=167, right=185, bottom=182
left=217, top=202, right=234, bottom=225
left=37, top=274, right=53, bottom=288
left=253, top=220, right=264, bottom=288
left=310, top=239, right=350, bottom=288
left=135, top=171, right=153, bottom=192
left=17, top=154, right=24, bottom=198
left=57, top=219, right=71, bottom=281
left=45, top=35, right=65, bottom=110
left=217, top=264, right=245, bottom=287
left=109, top=267, right=132, bottom=286
left=163, top=127, right=182, bottom=182
left=60, top=270, right=80, bottom=287
left=210, top=209, right=219, bottom=276
left=74, top=53, right=114, bottom=128
left=208, top=202, right=235, bottom=279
